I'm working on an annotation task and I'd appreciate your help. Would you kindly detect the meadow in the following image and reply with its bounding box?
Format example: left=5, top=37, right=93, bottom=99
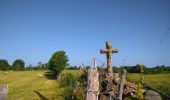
left=0, top=70, right=64, bottom=100
left=127, top=73, right=170, bottom=95
left=0, top=70, right=170, bottom=100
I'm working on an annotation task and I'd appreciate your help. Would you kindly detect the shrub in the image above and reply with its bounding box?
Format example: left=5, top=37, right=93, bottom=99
left=60, top=73, right=78, bottom=87
left=60, top=72, right=86, bottom=100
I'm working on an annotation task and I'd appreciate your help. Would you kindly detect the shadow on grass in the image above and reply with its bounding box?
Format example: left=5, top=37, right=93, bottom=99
left=34, top=91, right=48, bottom=100
left=44, top=71, right=56, bottom=80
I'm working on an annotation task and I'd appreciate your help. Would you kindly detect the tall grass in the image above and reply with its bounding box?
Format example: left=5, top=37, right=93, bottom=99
left=60, top=70, right=86, bottom=100
left=127, top=73, right=170, bottom=95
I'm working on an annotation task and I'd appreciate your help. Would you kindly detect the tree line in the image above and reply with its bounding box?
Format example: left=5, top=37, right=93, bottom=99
left=123, top=64, right=170, bottom=74
left=0, top=51, right=68, bottom=74
left=0, top=59, right=48, bottom=71
left=0, top=59, right=25, bottom=71
left=66, top=64, right=170, bottom=74
left=1, top=50, right=170, bottom=75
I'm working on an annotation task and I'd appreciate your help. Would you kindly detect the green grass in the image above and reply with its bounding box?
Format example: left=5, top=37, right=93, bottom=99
left=61, top=70, right=84, bottom=77
left=1, top=70, right=169, bottom=99
left=0, top=70, right=64, bottom=100
left=127, top=73, right=170, bottom=95
left=0, top=70, right=83, bottom=100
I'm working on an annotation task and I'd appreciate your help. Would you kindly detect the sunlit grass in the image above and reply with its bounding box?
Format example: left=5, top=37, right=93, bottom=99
left=127, top=73, right=170, bottom=95
left=2, top=70, right=169, bottom=99
left=61, top=69, right=84, bottom=76
left=0, top=70, right=83, bottom=100
left=0, top=70, right=64, bottom=100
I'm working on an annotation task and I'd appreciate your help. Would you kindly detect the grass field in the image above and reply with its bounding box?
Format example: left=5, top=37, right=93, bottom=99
left=127, top=73, right=170, bottom=95
left=0, top=70, right=64, bottom=100
left=0, top=70, right=170, bottom=100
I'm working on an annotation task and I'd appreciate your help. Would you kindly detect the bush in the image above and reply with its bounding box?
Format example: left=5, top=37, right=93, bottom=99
left=60, top=72, right=86, bottom=100
left=60, top=73, right=78, bottom=87
left=79, top=72, right=87, bottom=82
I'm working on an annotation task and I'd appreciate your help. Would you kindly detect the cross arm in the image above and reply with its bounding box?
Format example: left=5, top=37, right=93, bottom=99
left=100, top=49, right=108, bottom=54
left=112, top=48, right=118, bottom=53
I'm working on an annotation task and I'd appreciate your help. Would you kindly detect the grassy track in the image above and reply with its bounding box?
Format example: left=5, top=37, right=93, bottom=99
left=127, top=73, right=170, bottom=95
left=0, top=70, right=64, bottom=100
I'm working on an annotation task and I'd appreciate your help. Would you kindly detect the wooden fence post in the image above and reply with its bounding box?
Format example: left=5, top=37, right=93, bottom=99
left=118, top=69, right=127, bottom=100
left=86, top=69, right=99, bottom=100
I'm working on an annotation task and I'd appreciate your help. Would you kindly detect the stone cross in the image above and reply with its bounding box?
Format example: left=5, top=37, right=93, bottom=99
left=100, top=41, right=118, bottom=74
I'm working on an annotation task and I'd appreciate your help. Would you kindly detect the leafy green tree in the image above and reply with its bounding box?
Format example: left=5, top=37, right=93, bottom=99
left=12, top=59, right=25, bottom=71
left=0, top=59, right=10, bottom=70
left=49, top=51, right=69, bottom=77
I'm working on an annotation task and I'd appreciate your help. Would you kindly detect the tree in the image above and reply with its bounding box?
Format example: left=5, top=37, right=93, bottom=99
left=0, top=59, right=10, bottom=70
left=26, top=64, right=33, bottom=71
left=49, top=51, right=69, bottom=77
left=41, top=63, right=49, bottom=70
left=38, top=62, right=42, bottom=70
left=12, top=59, right=25, bottom=71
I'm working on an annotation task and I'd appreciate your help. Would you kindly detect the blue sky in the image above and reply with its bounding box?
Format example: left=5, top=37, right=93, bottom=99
left=0, top=0, right=170, bottom=67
